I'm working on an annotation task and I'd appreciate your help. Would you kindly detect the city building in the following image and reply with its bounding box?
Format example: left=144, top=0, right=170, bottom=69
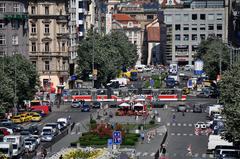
left=114, top=1, right=160, bottom=64
left=145, top=17, right=166, bottom=65
left=160, top=0, right=228, bottom=65
left=112, top=14, right=142, bottom=64
left=0, top=0, right=28, bottom=57
left=28, top=0, right=69, bottom=90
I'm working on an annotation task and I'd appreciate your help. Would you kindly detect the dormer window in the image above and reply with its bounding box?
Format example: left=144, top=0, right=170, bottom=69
left=128, top=22, right=133, bottom=27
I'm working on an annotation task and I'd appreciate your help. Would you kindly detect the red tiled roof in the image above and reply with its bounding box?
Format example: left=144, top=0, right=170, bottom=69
left=112, top=14, right=136, bottom=21
left=147, top=27, right=160, bottom=42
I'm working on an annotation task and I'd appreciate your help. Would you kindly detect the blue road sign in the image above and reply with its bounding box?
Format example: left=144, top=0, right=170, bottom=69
left=108, top=139, right=113, bottom=146
left=113, top=131, right=122, bottom=145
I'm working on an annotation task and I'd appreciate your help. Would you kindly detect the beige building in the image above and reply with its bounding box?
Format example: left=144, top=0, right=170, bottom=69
left=28, top=0, right=69, bottom=91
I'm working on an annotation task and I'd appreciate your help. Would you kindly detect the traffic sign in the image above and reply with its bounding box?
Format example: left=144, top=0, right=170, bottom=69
left=113, top=131, right=122, bottom=145
left=107, top=139, right=113, bottom=149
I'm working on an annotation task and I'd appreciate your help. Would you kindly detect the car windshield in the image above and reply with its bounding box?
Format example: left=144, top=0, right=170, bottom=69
left=42, top=132, right=51, bottom=135
left=25, top=142, right=32, bottom=145
left=72, top=101, right=79, bottom=104
left=21, top=131, right=30, bottom=135
left=179, top=105, right=186, bottom=107
left=45, top=124, right=57, bottom=128
left=33, top=115, right=40, bottom=117
left=83, top=105, right=89, bottom=108
left=43, top=129, right=51, bottom=133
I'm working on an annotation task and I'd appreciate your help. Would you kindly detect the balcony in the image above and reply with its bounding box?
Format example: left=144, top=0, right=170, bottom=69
left=56, top=15, right=68, bottom=23
left=29, top=51, right=69, bottom=58
left=78, top=20, right=84, bottom=25
left=57, top=32, right=69, bottom=39
left=78, top=8, right=85, bottom=13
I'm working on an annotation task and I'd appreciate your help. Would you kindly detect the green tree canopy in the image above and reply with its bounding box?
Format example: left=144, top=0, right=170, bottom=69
left=77, top=31, right=138, bottom=87
left=219, top=64, right=240, bottom=143
left=0, top=55, right=39, bottom=111
left=196, top=38, right=230, bottom=80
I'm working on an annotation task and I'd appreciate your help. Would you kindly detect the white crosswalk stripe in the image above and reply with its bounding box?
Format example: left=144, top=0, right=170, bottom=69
left=188, top=123, right=193, bottom=127
left=142, top=152, right=148, bottom=156
left=194, top=153, right=199, bottom=157
left=136, top=152, right=141, bottom=156
left=177, top=123, right=181, bottom=126
left=202, top=153, right=207, bottom=158
left=169, top=133, right=207, bottom=136
left=183, top=123, right=187, bottom=126
left=150, top=152, right=155, bottom=156
left=166, top=122, right=194, bottom=127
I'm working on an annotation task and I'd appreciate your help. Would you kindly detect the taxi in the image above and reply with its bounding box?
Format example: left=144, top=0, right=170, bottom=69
left=11, top=115, right=23, bottom=124
left=20, top=113, right=32, bottom=122
left=31, top=114, right=42, bottom=122
left=27, top=112, right=39, bottom=117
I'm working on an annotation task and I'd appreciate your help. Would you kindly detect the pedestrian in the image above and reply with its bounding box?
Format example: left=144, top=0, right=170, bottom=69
left=172, top=113, right=176, bottom=122
left=140, top=132, right=145, bottom=144
left=186, top=144, right=192, bottom=156
left=147, top=133, right=151, bottom=143
left=162, top=144, right=166, bottom=156
left=182, top=111, right=185, bottom=116
left=59, top=155, right=63, bottom=159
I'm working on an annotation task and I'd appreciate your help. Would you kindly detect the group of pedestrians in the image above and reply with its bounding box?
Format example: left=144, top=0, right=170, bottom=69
left=140, top=130, right=156, bottom=144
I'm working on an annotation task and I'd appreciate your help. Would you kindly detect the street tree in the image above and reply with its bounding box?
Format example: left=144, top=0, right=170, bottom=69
left=196, top=37, right=230, bottom=80
left=219, top=64, right=240, bottom=144
left=0, top=55, right=39, bottom=110
left=77, top=30, right=138, bottom=87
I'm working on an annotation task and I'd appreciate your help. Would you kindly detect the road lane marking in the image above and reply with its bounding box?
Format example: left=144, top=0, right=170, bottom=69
left=189, top=134, right=193, bottom=136
left=183, top=133, right=187, bottom=136
left=142, top=152, right=148, bottom=156
left=188, top=123, right=193, bottom=127
left=172, top=123, right=176, bottom=126
left=209, top=154, right=214, bottom=158
left=159, top=133, right=163, bottom=136
left=167, top=123, right=170, bottom=126
left=194, top=153, right=199, bottom=157
left=177, top=123, right=181, bottom=126
left=183, top=123, right=187, bottom=126
left=171, top=133, right=175, bottom=136
left=150, top=152, right=155, bottom=156
left=202, top=154, right=207, bottom=158
left=136, top=152, right=141, bottom=156
left=177, top=133, right=181, bottom=136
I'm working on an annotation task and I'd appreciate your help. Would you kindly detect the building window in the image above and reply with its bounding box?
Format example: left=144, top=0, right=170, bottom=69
left=128, top=22, right=133, bottom=27
left=31, top=23, right=36, bottom=33
left=183, top=24, right=189, bottom=31
left=13, top=3, right=20, bottom=12
left=45, top=6, right=49, bottom=15
left=62, top=61, right=66, bottom=71
left=147, top=15, right=154, bottom=20
left=200, top=34, right=206, bottom=40
left=183, top=14, right=189, bottom=21
left=175, top=34, right=181, bottom=41
left=31, top=6, right=36, bottom=14
left=175, top=14, right=181, bottom=21
left=0, top=20, right=4, bottom=29
left=192, top=45, right=198, bottom=52
left=12, top=20, right=19, bottom=29
left=31, top=42, right=36, bottom=52
left=12, top=35, right=18, bottom=45
left=217, top=24, right=222, bottom=30
left=183, top=34, right=189, bottom=41
left=78, top=1, right=83, bottom=8
left=0, top=51, right=5, bottom=56
left=79, top=13, right=84, bottom=20
left=60, top=24, right=65, bottom=33
left=192, top=24, right=197, bottom=31
left=12, top=51, right=17, bottom=55
left=44, top=61, right=50, bottom=71
left=192, top=34, right=197, bottom=41
left=175, top=24, right=181, bottom=31
left=192, top=14, right=197, bottom=20
left=0, top=3, right=5, bottom=13
left=200, top=24, right=206, bottom=30
left=45, top=24, right=49, bottom=33
left=200, top=14, right=205, bottom=20
left=62, top=42, right=65, bottom=52
left=208, top=24, right=214, bottom=30
left=216, top=14, right=222, bottom=20
left=217, top=34, right=222, bottom=38
left=208, top=14, right=214, bottom=21
left=32, top=61, right=36, bottom=68
left=165, top=14, right=172, bottom=23
left=45, top=42, right=49, bottom=52
left=0, top=35, right=6, bottom=45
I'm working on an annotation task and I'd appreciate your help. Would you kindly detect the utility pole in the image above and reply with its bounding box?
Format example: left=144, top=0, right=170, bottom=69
left=219, top=47, right=222, bottom=76
left=92, top=28, right=95, bottom=88
left=13, top=54, right=17, bottom=115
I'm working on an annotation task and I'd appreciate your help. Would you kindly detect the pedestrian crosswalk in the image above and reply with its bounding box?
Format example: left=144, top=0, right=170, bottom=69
left=134, top=152, right=214, bottom=158
left=21, top=122, right=45, bottom=127
left=166, top=122, right=194, bottom=127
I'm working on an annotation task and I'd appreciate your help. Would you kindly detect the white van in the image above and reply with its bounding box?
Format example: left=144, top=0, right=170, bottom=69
left=0, top=142, right=13, bottom=158
left=3, top=135, right=24, bottom=157
left=57, top=118, right=70, bottom=127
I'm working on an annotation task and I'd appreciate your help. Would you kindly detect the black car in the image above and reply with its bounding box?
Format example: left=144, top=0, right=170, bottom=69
left=81, top=104, right=91, bottom=112
left=91, top=101, right=102, bottom=109
left=27, top=125, right=40, bottom=135
left=193, top=105, right=202, bottom=113
left=0, top=121, right=23, bottom=132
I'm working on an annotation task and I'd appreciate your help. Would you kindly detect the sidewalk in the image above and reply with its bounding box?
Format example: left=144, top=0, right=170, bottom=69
left=134, top=125, right=167, bottom=159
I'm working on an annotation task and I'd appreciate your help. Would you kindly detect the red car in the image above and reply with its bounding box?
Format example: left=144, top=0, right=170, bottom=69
left=0, top=128, right=10, bottom=136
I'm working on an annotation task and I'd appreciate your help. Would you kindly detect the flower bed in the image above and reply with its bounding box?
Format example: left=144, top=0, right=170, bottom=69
left=62, top=148, right=107, bottom=159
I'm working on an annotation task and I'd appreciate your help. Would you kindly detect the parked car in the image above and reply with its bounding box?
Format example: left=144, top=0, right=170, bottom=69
left=19, top=113, right=31, bottom=122
left=71, top=101, right=82, bottom=108
left=91, top=101, right=102, bottom=109
left=44, top=123, right=59, bottom=136
left=57, top=118, right=70, bottom=127
left=177, top=104, right=187, bottom=112
left=11, top=115, right=23, bottom=124
left=193, top=104, right=202, bottom=113
left=81, top=104, right=91, bottom=112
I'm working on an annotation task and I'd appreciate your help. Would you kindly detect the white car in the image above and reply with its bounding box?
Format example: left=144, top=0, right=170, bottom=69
left=24, top=138, right=37, bottom=152
left=195, top=122, right=207, bottom=129
left=30, top=135, right=41, bottom=145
